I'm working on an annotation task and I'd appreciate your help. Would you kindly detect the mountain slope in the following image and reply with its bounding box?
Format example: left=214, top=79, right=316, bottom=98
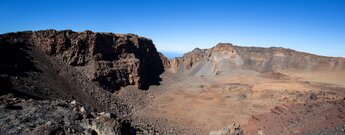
left=170, top=43, right=345, bottom=77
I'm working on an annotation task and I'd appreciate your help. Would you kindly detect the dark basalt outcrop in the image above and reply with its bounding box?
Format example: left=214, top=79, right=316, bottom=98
left=170, top=43, right=345, bottom=75
left=0, top=30, right=164, bottom=92
left=0, top=94, right=132, bottom=135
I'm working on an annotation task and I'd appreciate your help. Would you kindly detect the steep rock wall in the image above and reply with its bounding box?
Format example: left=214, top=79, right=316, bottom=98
left=0, top=30, right=165, bottom=92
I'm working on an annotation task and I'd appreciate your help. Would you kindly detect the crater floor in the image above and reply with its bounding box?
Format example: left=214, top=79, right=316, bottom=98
left=132, top=70, right=345, bottom=134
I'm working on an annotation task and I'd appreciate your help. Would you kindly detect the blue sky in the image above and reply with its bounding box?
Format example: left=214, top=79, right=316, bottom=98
left=1, top=0, right=344, bottom=58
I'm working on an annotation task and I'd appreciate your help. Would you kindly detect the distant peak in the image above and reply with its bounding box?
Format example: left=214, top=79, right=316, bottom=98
left=192, top=47, right=202, bottom=52
left=215, top=43, right=234, bottom=47
left=213, top=43, right=236, bottom=52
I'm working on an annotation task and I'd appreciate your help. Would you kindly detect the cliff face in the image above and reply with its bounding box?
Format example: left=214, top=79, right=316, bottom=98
left=170, top=43, right=345, bottom=76
left=0, top=30, right=164, bottom=92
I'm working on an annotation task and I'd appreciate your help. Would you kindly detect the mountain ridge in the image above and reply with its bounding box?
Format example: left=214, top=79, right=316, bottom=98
left=1, top=29, right=345, bottom=135
left=168, top=43, right=345, bottom=76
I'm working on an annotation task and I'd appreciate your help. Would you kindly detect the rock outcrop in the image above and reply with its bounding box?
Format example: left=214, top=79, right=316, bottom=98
left=210, top=123, right=244, bottom=135
left=0, top=94, right=131, bottom=135
left=159, top=52, right=171, bottom=69
left=0, top=30, right=165, bottom=92
left=169, top=43, right=345, bottom=76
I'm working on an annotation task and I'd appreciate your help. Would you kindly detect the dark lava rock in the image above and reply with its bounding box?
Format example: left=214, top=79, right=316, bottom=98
left=310, top=93, right=318, bottom=100
left=0, top=30, right=165, bottom=92
left=0, top=94, right=129, bottom=135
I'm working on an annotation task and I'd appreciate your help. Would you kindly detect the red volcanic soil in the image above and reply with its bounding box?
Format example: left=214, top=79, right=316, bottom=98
left=246, top=99, right=345, bottom=135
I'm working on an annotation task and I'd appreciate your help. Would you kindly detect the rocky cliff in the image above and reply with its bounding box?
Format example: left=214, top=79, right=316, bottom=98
left=170, top=43, right=345, bottom=76
left=0, top=30, right=165, bottom=92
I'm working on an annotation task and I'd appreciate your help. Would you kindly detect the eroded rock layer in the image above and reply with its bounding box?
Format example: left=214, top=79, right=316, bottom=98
left=0, top=30, right=164, bottom=92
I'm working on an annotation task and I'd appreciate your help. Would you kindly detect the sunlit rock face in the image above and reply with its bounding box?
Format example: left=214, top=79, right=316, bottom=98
left=168, top=43, right=345, bottom=76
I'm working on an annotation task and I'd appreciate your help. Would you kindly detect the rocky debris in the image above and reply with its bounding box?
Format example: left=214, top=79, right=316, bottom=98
left=221, top=123, right=244, bottom=135
left=210, top=123, right=244, bottom=135
left=80, top=113, right=123, bottom=135
left=302, top=124, right=345, bottom=135
left=245, top=100, right=345, bottom=135
left=169, top=43, right=345, bottom=76
left=272, top=90, right=342, bottom=104
left=0, top=94, right=131, bottom=135
left=0, top=30, right=165, bottom=92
